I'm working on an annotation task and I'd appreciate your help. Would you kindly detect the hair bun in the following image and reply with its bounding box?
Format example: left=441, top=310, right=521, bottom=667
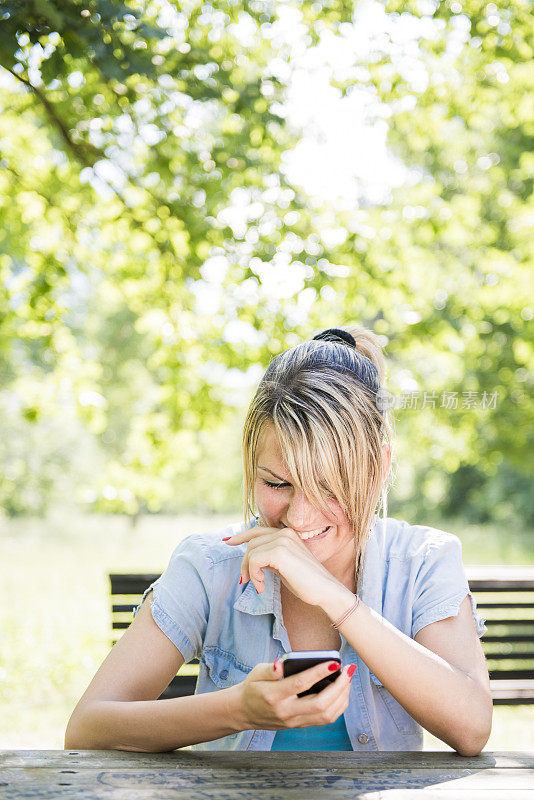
left=312, top=328, right=356, bottom=348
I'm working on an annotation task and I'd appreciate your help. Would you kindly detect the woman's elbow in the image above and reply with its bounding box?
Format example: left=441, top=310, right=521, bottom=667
left=455, top=720, right=492, bottom=757
left=64, top=729, right=93, bottom=751
left=455, top=698, right=493, bottom=756
left=64, top=722, right=82, bottom=750
left=455, top=737, right=488, bottom=757
left=64, top=714, right=101, bottom=751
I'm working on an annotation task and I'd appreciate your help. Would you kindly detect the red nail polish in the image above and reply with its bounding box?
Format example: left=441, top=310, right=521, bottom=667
left=222, top=537, right=231, bottom=541
left=239, top=576, right=243, bottom=584
left=273, top=658, right=281, bottom=672
left=347, top=664, right=357, bottom=679
left=328, top=662, right=340, bottom=672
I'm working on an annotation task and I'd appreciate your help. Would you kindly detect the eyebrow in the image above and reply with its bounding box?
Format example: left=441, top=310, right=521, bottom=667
left=258, top=466, right=290, bottom=482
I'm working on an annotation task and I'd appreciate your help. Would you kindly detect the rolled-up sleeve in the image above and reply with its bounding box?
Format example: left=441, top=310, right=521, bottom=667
left=411, top=533, right=487, bottom=640
left=133, top=534, right=212, bottom=663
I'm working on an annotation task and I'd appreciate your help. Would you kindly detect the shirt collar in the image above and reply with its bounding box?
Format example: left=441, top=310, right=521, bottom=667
left=233, top=567, right=279, bottom=616
left=233, top=516, right=280, bottom=616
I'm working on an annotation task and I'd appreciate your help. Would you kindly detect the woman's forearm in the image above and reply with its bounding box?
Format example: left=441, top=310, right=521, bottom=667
left=64, top=685, right=247, bottom=753
left=321, top=585, right=491, bottom=756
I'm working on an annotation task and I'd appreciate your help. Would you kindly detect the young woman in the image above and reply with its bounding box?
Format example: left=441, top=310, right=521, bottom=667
left=65, top=325, right=492, bottom=754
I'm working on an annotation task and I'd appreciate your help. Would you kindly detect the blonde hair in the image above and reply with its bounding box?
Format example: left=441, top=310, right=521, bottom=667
left=242, top=324, right=395, bottom=594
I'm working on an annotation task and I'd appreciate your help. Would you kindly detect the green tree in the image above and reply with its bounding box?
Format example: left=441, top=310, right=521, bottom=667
left=0, top=0, right=531, bottom=525
left=0, top=0, right=357, bottom=514
left=324, top=0, right=533, bottom=522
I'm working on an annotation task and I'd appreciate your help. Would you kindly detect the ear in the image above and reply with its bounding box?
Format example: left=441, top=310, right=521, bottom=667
left=382, top=445, right=391, bottom=483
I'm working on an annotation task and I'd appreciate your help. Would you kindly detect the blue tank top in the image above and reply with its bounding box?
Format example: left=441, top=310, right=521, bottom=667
left=270, top=714, right=353, bottom=751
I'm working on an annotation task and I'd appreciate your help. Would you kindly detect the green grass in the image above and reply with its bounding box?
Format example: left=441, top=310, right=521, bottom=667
left=397, top=510, right=534, bottom=565
left=0, top=511, right=533, bottom=751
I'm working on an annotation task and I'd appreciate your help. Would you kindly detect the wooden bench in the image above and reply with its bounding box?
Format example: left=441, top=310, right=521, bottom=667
left=109, top=574, right=200, bottom=699
left=109, top=565, right=534, bottom=705
left=465, top=566, right=534, bottom=705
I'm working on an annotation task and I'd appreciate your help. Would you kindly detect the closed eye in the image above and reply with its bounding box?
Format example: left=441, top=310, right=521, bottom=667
left=263, top=479, right=336, bottom=499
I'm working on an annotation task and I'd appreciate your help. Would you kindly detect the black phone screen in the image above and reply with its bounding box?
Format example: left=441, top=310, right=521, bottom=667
left=281, top=650, right=341, bottom=697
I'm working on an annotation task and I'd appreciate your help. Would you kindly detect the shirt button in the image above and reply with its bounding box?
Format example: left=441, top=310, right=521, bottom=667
left=357, top=733, right=369, bottom=744
left=219, top=669, right=229, bottom=680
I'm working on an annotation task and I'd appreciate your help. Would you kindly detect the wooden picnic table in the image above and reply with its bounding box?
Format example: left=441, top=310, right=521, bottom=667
left=0, top=750, right=533, bottom=799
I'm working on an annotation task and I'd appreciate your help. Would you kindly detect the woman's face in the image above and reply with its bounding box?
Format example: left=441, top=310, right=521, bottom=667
left=253, top=422, right=356, bottom=561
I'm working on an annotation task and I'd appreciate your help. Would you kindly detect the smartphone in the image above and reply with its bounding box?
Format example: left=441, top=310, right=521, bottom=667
left=281, top=650, right=342, bottom=697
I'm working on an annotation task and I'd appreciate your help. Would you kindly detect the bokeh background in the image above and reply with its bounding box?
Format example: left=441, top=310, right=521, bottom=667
left=1, top=0, right=532, bottom=750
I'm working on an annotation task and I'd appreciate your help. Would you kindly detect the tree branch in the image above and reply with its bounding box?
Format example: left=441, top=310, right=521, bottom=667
left=6, top=66, right=104, bottom=167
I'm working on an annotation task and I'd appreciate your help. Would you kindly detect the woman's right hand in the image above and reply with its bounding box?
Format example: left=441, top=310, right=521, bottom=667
left=229, top=659, right=356, bottom=731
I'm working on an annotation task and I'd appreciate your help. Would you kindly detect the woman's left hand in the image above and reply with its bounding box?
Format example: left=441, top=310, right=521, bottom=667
left=223, top=524, right=342, bottom=607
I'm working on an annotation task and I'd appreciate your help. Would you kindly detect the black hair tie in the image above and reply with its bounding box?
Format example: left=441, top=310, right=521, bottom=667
left=312, top=328, right=356, bottom=348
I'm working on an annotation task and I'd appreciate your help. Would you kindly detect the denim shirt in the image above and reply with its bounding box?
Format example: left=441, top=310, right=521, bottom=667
left=133, top=515, right=487, bottom=751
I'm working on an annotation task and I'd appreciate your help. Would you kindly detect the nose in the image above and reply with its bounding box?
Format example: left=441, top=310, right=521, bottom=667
left=284, top=488, right=325, bottom=533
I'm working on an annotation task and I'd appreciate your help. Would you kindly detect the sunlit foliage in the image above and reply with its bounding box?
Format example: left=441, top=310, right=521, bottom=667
left=0, top=0, right=531, bottom=524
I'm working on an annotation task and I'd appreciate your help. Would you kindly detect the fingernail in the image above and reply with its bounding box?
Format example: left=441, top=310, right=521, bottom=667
left=239, top=576, right=243, bottom=584
left=222, top=537, right=231, bottom=541
left=273, top=658, right=281, bottom=671
left=347, top=664, right=357, bottom=679
left=327, top=662, right=340, bottom=672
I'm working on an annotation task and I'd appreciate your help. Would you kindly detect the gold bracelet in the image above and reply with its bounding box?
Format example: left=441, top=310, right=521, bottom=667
left=330, top=596, right=361, bottom=630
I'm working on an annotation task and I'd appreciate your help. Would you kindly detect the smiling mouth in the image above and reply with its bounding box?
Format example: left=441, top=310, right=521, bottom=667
left=297, top=525, right=331, bottom=541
